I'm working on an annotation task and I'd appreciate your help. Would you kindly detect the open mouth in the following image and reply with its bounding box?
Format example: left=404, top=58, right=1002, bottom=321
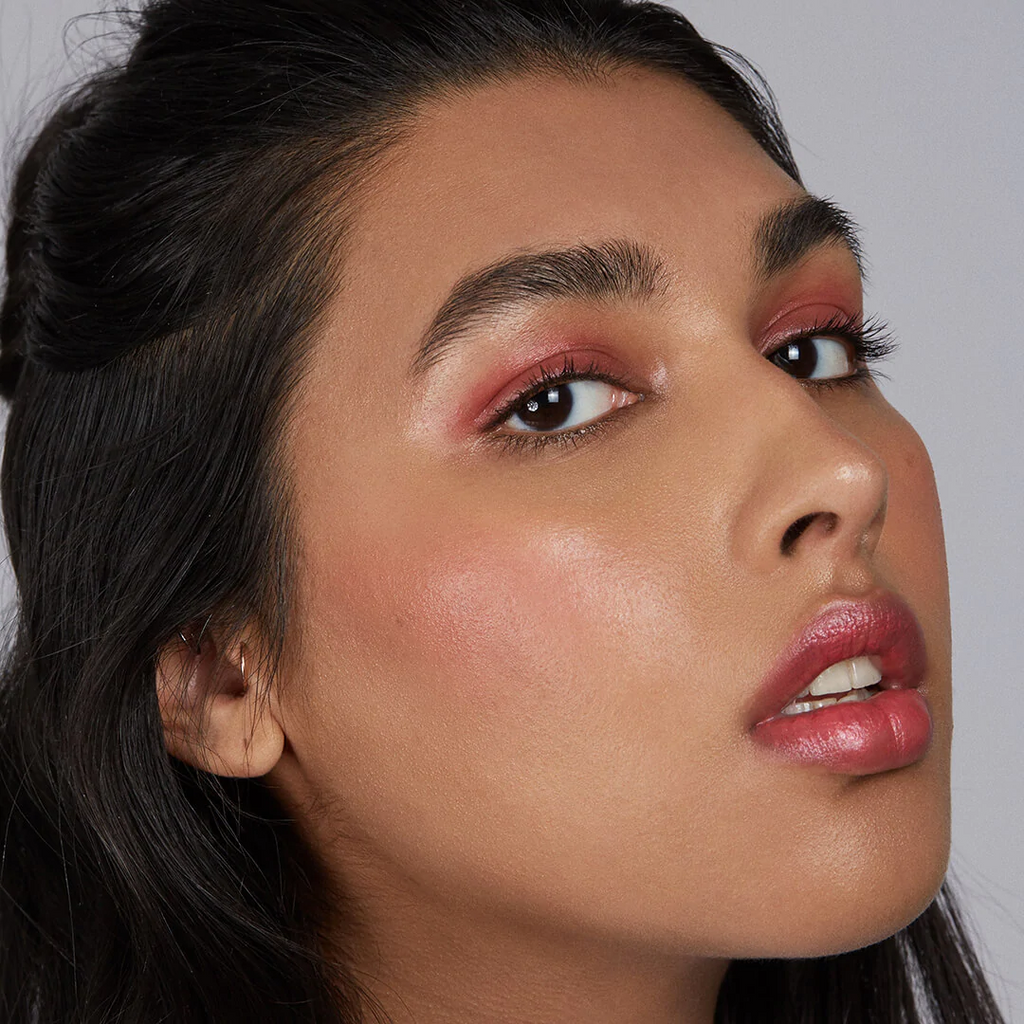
left=779, top=655, right=883, bottom=716
left=749, top=595, right=932, bottom=774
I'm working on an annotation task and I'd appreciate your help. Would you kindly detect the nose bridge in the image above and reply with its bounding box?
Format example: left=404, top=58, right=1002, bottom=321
left=728, top=370, right=888, bottom=575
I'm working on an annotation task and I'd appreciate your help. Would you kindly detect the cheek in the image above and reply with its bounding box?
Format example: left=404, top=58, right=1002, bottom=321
left=283, top=496, right=750, bottom=938
left=303, top=514, right=678, bottom=721
left=872, top=407, right=952, bottom=823
left=285, top=494, right=724, bottom=846
left=884, top=425, right=947, bottom=573
left=875, top=411, right=950, bottom=653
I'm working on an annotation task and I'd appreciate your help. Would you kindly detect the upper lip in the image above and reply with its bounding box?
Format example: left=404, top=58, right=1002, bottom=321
left=748, top=590, right=928, bottom=727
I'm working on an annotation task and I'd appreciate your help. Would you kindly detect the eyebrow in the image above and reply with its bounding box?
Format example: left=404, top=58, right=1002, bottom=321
left=409, top=194, right=863, bottom=378
left=754, top=194, right=863, bottom=283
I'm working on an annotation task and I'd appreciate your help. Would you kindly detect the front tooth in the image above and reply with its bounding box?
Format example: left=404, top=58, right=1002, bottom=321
left=808, top=660, right=855, bottom=696
left=849, top=656, right=882, bottom=689
left=807, top=656, right=882, bottom=696
left=781, top=697, right=838, bottom=715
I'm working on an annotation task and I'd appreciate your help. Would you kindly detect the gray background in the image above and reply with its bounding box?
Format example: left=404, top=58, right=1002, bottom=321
left=2, top=0, right=1022, bottom=1019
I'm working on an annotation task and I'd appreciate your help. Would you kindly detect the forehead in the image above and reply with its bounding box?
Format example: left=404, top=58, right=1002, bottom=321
left=309, top=70, right=803, bottom=405
left=360, top=69, right=795, bottom=265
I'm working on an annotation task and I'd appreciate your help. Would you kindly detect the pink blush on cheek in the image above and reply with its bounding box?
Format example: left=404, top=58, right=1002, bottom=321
left=305, top=518, right=672, bottom=722
left=393, top=533, right=600, bottom=715
left=299, top=527, right=557, bottom=718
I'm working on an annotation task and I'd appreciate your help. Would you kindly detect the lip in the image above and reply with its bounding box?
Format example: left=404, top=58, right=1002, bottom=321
left=748, top=591, right=933, bottom=775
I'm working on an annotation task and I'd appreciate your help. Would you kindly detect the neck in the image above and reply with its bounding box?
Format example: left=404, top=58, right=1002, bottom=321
left=329, top=885, right=729, bottom=1024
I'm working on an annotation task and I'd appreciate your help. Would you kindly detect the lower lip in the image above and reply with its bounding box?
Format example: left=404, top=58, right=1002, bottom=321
left=750, top=689, right=933, bottom=775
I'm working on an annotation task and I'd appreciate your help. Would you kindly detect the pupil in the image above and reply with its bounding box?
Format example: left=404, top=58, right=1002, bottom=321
left=776, top=340, right=818, bottom=378
left=518, top=385, right=573, bottom=431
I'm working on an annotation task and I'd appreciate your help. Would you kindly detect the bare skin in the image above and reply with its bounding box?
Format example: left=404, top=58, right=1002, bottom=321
left=160, top=69, right=951, bottom=1023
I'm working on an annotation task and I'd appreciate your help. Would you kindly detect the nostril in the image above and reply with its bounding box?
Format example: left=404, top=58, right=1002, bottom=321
left=780, top=511, right=838, bottom=556
left=781, top=514, right=815, bottom=555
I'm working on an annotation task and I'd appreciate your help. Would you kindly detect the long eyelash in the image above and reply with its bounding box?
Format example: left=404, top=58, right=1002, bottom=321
left=790, top=312, right=900, bottom=391
left=486, top=353, right=630, bottom=457
left=489, top=353, right=619, bottom=425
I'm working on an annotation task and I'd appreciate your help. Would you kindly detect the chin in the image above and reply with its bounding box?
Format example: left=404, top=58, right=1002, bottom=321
left=754, top=827, right=950, bottom=958
left=686, top=768, right=953, bottom=960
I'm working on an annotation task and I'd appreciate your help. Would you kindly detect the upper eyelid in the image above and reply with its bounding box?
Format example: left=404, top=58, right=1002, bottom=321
left=765, top=313, right=860, bottom=344
left=500, top=319, right=856, bottom=403
left=764, top=320, right=872, bottom=362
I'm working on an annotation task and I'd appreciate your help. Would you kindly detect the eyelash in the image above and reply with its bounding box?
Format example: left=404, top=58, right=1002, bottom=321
left=486, top=313, right=898, bottom=457
left=774, top=312, right=898, bottom=389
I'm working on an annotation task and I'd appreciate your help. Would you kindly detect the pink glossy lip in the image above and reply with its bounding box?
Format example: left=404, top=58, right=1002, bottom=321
left=748, top=592, right=933, bottom=775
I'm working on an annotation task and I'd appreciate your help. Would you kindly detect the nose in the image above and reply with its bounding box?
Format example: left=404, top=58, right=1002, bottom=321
left=730, top=375, right=888, bottom=576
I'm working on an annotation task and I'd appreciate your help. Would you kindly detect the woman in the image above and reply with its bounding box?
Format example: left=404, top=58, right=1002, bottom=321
left=0, top=0, right=1007, bottom=1021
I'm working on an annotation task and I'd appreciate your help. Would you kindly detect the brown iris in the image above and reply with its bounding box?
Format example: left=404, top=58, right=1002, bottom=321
left=516, top=385, right=575, bottom=431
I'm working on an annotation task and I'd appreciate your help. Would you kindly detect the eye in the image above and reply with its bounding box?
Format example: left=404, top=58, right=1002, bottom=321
left=768, top=334, right=857, bottom=380
left=502, top=379, right=636, bottom=435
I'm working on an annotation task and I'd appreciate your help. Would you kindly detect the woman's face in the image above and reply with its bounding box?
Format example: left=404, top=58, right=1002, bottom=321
left=271, top=70, right=951, bottom=963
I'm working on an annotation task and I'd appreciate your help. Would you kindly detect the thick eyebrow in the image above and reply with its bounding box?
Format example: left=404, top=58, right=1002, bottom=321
left=409, top=239, right=667, bottom=378
left=410, top=194, right=862, bottom=379
left=754, top=194, right=863, bottom=283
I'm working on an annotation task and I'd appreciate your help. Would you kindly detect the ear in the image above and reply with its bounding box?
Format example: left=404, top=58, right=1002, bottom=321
left=156, top=628, right=285, bottom=778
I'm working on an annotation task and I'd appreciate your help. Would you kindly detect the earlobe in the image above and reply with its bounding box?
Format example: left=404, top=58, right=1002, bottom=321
left=156, top=630, right=285, bottom=778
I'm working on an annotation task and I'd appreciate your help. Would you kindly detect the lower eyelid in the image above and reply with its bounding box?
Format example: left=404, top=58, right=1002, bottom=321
left=494, top=416, right=613, bottom=457
left=486, top=394, right=646, bottom=457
